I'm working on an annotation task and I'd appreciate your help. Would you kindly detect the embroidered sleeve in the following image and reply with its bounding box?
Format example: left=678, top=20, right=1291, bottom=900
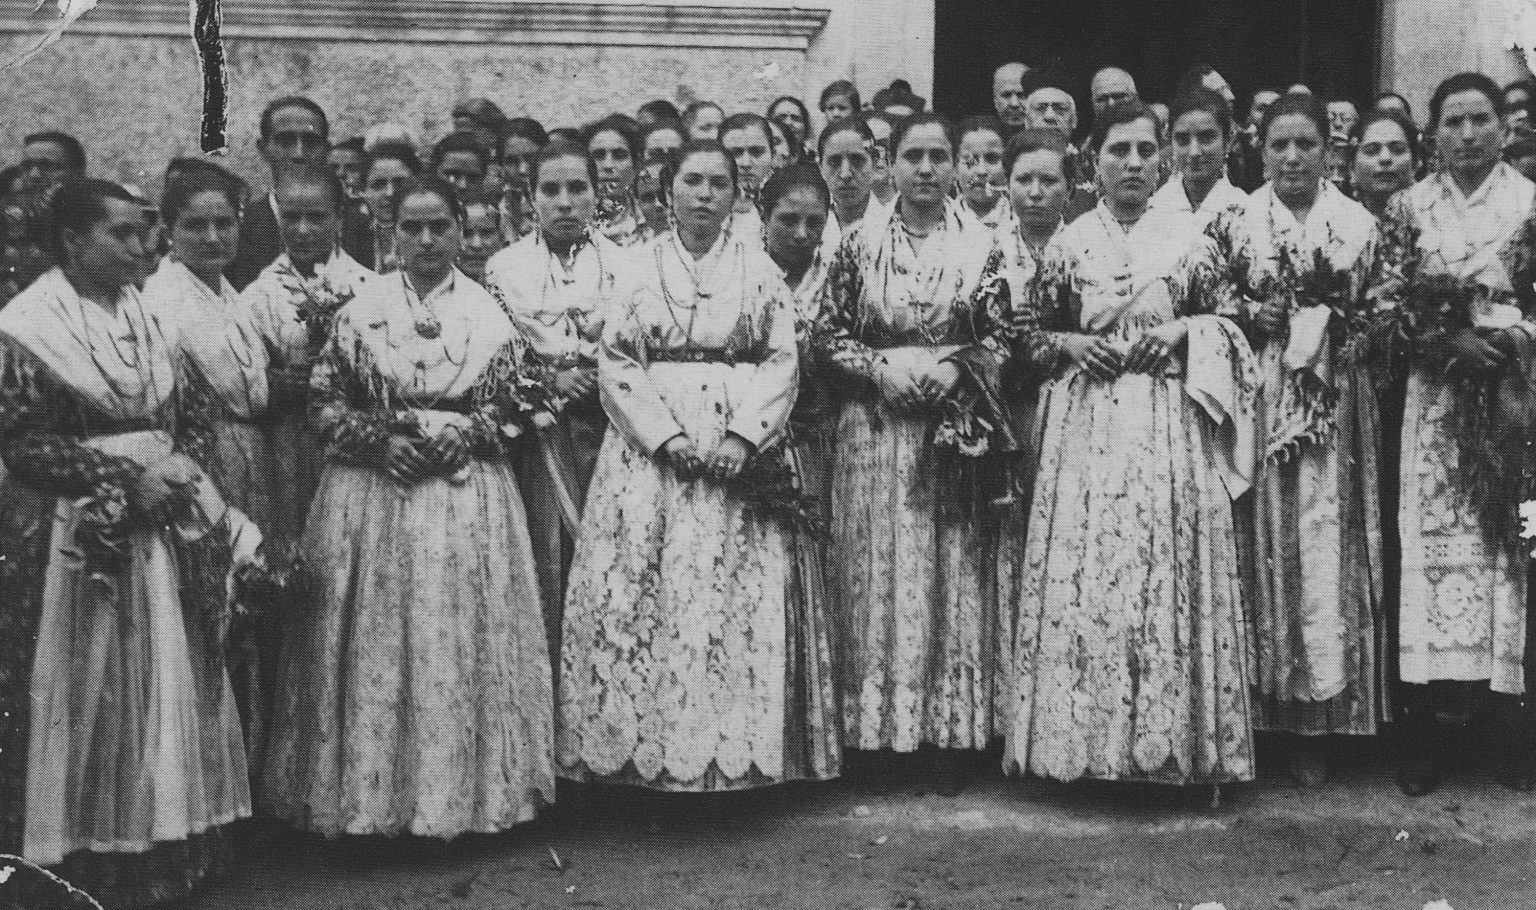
left=468, top=334, right=556, bottom=449
left=726, top=276, right=799, bottom=450
left=1016, top=242, right=1080, bottom=372
left=1178, top=210, right=1250, bottom=326
left=599, top=290, right=686, bottom=455
left=170, top=351, right=220, bottom=467
left=946, top=245, right=1015, bottom=365
left=812, top=236, right=880, bottom=380
left=1501, top=203, right=1536, bottom=320
left=0, top=338, right=144, bottom=497
left=310, top=326, right=393, bottom=464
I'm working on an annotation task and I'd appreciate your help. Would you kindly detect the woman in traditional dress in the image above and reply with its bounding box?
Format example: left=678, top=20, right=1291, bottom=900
left=585, top=116, right=644, bottom=247
left=1185, top=93, right=1385, bottom=785
left=640, top=119, right=684, bottom=167
left=1147, top=88, right=1249, bottom=244
left=769, top=118, right=800, bottom=170
left=819, top=80, right=861, bottom=129
left=1005, top=102, right=1259, bottom=788
left=819, top=113, right=1016, bottom=794
left=992, top=128, right=1077, bottom=714
left=457, top=187, right=507, bottom=284
left=362, top=142, right=422, bottom=274
left=634, top=161, right=671, bottom=242
left=0, top=178, right=254, bottom=907
left=760, top=161, right=837, bottom=530
left=720, top=113, right=778, bottom=245
left=1350, top=109, right=1420, bottom=218
left=1374, top=73, right=1536, bottom=795
left=241, top=163, right=377, bottom=542
left=143, top=162, right=290, bottom=771
left=559, top=140, right=840, bottom=792
left=819, top=119, right=879, bottom=234
left=769, top=95, right=814, bottom=161
left=484, top=142, right=622, bottom=658
left=263, top=177, right=554, bottom=836
left=956, top=116, right=1013, bottom=233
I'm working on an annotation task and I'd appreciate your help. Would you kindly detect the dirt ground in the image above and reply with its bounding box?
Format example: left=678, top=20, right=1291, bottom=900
left=181, top=741, right=1536, bottom=910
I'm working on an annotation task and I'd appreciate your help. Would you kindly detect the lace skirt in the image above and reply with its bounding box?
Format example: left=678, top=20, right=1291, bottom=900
left=262, top=458, right=554, bottom=837
left=1005, top=372, right=1255, bottom=785
left=831, top=396, right=999, bottom=753
left=558, top=361, right=839, bottom=791
left=1398, top=368, right=1527, bottom=693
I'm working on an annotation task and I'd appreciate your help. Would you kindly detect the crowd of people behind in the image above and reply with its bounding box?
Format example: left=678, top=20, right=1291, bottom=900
left=3, top=58, right=1536, bottom=909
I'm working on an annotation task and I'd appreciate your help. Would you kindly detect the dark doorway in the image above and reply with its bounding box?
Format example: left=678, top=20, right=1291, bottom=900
left=933, top=0, right=1381, bottom=125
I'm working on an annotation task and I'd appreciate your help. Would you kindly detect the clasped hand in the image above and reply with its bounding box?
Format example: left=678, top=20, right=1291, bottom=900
left=1444, top=326, right=1515, bottom=376
left=131, top=452, right=202, bottom=523
left=876, top=360, right=961, bottom=411
left=662, top=432, right=754, bottom=481
left=555, top=366, right=598, bottom=402
left=1063, top=321, right=1186, bottom=380
left=385, top=426, right=471, bottom=485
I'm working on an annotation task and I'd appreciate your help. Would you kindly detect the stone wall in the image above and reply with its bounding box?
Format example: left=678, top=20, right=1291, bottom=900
left=1380, top=0, right=1529, bottom=118
left=0, top=0, right=933, bottom=194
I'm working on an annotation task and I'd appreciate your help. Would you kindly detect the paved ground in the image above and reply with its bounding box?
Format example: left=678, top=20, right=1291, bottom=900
left=180, top=740, right=1536, bottom=910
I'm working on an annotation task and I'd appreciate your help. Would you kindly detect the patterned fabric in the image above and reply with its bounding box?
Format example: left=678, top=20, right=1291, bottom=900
left=1004, top=203, right=1258, bottom=784
left=559, top=228, right=840, bottom=789
left=261, top=267, right=554, bottom=836
left=1374, top=164, right=1536, bottom=693
left=0, top=269, right=248, bottom=907
left=483, top=230, right=621, bottom=656
left=240, top=250, right=376, bottom=541
left=815, top=200, right=1013, bottom=751
left=1146, top=175, right=1250, bottom=246
left=1185, top=182, right=1388, bottom=734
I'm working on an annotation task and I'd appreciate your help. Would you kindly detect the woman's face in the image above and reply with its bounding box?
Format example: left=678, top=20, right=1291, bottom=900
left=1009, top=148, right=1070, bottom=235
left=670, top=150, right=735, bottom=238
left=328, top=147, right=366, bottom=197
left=769, top=121, right=794, bottom=170
left=688, top=106, right=723, bottom=141
left=1435, top=89, right=1502, bottom=183
left=764, top=186, right=828, bottom=276
left=365, top=158, right=414, bottom=223
left=1352, top=118, right=1415, bottom=200
left=457, top=203, right=503, bottom=278
left=276, top=180, right=340, bottom=269
left=171, top=189, right=240, bottom=279
left=1097, top=117, right=1161, bottom=212
left=68, top=196, right=148, bottom=291
left=957, top=128, right=1006, bottom=211
left=892, top=123, right=954, bottom=208
left=1263, top=113, right=1325, bottom=204
left=534, top=154, right=597, bottom=249
left=722, top=124, right=774, bottom=196
left=1171, top=109, right=1227, bottom=188
left=500, top=135, right=541, bottom=189
left=771, top=101, right=808, bottom=146
left=821, top=93, right=855, bottom=125
left=819, top=130, right=874, bottom=213
left=436, top=151, right=486, bottom=192
left=588, top=129, right=636, bottom=186
left=1504, top=86, right=1533, bottom=129
left=642, top=126, right=683, bottom=165
left=635, top=164, right=669, bottom=233
left=395, top=191, right=461, bottom=283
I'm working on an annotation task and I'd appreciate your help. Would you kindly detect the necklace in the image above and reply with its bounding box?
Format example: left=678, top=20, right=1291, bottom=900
left=402, top=272, right=446, bottom=339
left=533, top=231, right=605, bottom=334
left=68, top=287, right=155, bottom=408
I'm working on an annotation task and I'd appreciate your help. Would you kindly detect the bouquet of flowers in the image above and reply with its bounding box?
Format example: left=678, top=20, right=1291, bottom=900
left=279, top=265, right=357, bottom=351
left=729, top=441, right=826, bottom=539
left=68, top=483, right=131, bottom=580
left=231, top=535, right=310, bottom=636
left=1271, top=243, right=1364, bottom=347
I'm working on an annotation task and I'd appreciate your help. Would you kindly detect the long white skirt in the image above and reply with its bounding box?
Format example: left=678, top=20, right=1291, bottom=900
left=559, top=361, right=838, bottom=790
left=262, top=457, right=553, bottom=837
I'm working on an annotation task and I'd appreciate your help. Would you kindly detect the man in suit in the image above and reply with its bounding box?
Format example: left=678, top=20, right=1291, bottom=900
left=226, top=96, right=372, bottom=288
